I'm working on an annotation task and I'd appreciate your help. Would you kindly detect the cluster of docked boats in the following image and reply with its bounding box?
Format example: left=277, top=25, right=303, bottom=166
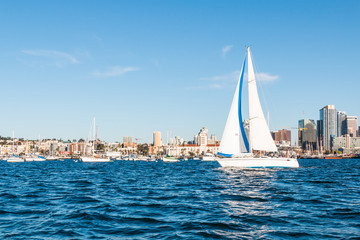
left=1, top=154, right=63, bottom=162
left=0, top=153, right=217, bottom=163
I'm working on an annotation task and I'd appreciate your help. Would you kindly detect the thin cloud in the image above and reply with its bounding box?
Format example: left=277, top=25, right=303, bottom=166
left=199, top=71, right=279, bottom=89
left=22, top=49, right=78, bottom=64
left=222, top=45, right=233, bottom=57
left=209, top=83, right=223, bottom=89
left=255, top=72, right=279, bottom=82
left=92, top=66, right=140, bottom=77
left=151, top=59, right=160, bottom=67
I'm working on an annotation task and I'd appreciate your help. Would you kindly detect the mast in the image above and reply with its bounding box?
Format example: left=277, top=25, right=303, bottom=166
left=12, top=130, right=15, bottom=155
left=247, top=47, right=253, bottom=154
left=93, top=117, right=96, bottom=155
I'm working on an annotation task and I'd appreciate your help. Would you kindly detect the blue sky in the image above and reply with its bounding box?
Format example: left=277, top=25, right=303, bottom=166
left=0, top=0, right=359, bottom=143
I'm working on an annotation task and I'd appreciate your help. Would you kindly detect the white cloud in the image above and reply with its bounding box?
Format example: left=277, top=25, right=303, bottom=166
left=255, top=72, right=279, bottom=82
left=22, top=49, right=78, bottom=64
left=92, top=66, right=140, bottom=77
left=209, top=83, right=223, bottom=89
left=222, top=45, right=233, bottom=57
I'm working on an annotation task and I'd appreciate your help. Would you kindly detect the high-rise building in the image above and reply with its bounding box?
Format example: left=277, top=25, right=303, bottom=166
left=197, top=127, right=208, bottom=146
left=123, top=136, right=133, bottom=144
left=337, top=111, right=347, bottom=136
left=319, top=105, right=337, bottom=151
left=298, top=119, right=317, bottom=151
left=123, top=136, right=134, bottom=148
left=208, top=134, right=216, bottom=145
left=358, top=126, right=360, bottom=137
left=153, top=131, right=162, bottom=147
left=346, top=116, right=358, bottom=137
left=169, top=136, right=183, bottom=146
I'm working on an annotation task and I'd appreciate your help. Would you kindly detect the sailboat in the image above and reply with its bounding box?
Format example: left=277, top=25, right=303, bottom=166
left=80, top=118, right=111, bottom=163
left=217, top=47, right=299, bottom=168
left=6, top=131, right=25, bottom=163
left=25, top=136, right=47, bottom=161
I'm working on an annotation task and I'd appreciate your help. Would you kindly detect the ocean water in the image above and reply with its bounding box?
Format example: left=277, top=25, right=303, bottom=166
left=0, top=159, right=359, bottom=239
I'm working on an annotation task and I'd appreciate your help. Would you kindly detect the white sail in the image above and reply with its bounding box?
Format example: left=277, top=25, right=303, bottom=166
left=247, top=47, right=277, bottom=152
left=218, top=60, right=249, bottom=157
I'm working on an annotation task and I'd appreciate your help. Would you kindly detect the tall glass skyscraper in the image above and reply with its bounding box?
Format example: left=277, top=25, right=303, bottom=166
left=346, top=116, right=358, bottom=137
left=337, top=111, right=347, bottom=137
left=298, top=119, right=317, bottom=151
left=319, top=105, right=337, bottom=151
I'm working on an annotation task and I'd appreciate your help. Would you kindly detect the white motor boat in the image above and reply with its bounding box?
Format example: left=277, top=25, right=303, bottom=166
left=6, top=154, right=25, bottom=163
left=80, top=156, right=112, bottom=162
left=162, top=156, right=180, bottom=162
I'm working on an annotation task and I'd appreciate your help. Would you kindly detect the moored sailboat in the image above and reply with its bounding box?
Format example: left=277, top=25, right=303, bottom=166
left=6, top=131, right=24, bottom=163
left=217, top=47, right=299, bottom=168
left=80, top=118, right=111, bottom=163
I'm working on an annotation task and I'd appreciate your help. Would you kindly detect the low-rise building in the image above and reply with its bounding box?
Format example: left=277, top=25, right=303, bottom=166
left=165, top=143, right=219, bottom=157
left=332, top=135, right=360, bottom=153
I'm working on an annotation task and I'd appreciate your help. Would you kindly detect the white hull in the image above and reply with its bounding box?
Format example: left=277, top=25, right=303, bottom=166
left=7, top=157, right=25, bottom=163
left=202, top=155, right=217, bottom=161
left=162, top=157, right=179, bottom=162
left=81, top=157, right=112, bottom=162
left=32, top=158, right=46, bottom=162
left=25, top=158, right=46, bottom=162
left=217, top=157, right=299, bottom=168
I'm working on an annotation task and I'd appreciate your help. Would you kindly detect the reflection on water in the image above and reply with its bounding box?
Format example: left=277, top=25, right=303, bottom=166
left=218, top=169, right=275, bottom=238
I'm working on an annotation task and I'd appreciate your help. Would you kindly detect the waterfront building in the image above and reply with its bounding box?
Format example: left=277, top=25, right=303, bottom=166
left=346, top=116, right=358, bottom=137
left=332, top=135, right=360, bottom=154
left=298, top=119, right=317, bottom=151
left=153, top=131, right=162, bottom=154
left=165, top=143, right=219, bottom=157
left=208, top=134, right=217, bottom=145
left=169, top=136, right=183, bottom=146
left=70, top=142, right=86, bottom=155
left=198, top=128, right=208, bottom=146
left=165, top=127, right=218, bottom=157
left=337, top=111, right=347, bottom=136
left=123, top=136, right=135, bottom=148
left=271, top=129, right=291, bottom=146
left=194, top=127, right=208, bottom=146
left=319, top=105, right=337, bottom=151
left=153, top=131, right=162, bottom=147
left=123, top=136, right=133, bottom=144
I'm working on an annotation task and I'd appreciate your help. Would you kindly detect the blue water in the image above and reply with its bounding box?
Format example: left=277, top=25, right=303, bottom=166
left=0, top=159, right=359, bottom=239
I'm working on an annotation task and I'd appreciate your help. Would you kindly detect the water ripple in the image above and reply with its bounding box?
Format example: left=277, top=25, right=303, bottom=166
left=0, top=159, right=359, bottom=239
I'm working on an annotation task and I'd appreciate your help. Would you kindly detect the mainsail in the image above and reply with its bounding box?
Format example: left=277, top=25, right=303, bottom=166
left=247, top=48, right=277, bottom=152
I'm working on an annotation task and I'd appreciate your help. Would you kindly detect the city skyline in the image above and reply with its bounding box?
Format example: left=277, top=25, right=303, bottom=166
left=0, top=1, right=359, bottom=142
